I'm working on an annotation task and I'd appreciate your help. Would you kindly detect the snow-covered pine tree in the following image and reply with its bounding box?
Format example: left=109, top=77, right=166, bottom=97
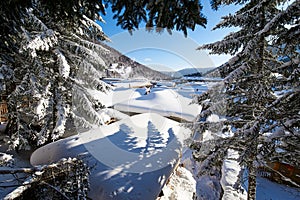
left=1, top=0, right=112, bottom=150
left=192, top=0, right=299, bottom=199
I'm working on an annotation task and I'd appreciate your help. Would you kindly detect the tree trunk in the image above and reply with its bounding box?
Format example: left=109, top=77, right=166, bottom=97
left=247, top=157, right=257, bottom=200
left=247, top=5, right=266, bottom=199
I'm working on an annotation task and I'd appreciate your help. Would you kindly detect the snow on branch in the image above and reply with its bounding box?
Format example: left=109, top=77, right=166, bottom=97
left=68, top=33, right=110, bottom=52
left=52, top=90, right=70, bottom=140
left=3, top=177, right=35, bottom=200
left=207, top=52, right=244, bottom=78
left=55, top=50, right=71, bottom=79
left=213, top=0, right=267, bottom=30
left=267, top=89, right=299, bottom=109
left=257, top=1, right=300, bottom=37
left=34, top=83, right=51, bottom=121
left=198, top=38, right=242, bottom=55
left=26, top=8, right=48, bottom=31
left=21, top=9, right=58, bottom=57
left=0, top=64, right=13, bottom=83
left=25, top=30, right=58, bottom=57
left=61, top=37, right=107, bottom=67
left=211, top=0, right=247, bottom=10
left=74, top=59, right=111, bottom=93
left=213, top=14, right=235, bottom=30
left=224, top=63, right=251, bottom=83
left=72, top=113, right=94, bottom=130
left=82, top=14, right=104, bottom=32
left=80, top=14, right=108, bottom=41
left=72, top=86, right=105, bottom=126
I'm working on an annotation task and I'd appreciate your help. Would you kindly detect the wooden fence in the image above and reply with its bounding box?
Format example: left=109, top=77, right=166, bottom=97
left=258, top=162, right=300, bottom=186
left=0, top=101, right=8, bottom=122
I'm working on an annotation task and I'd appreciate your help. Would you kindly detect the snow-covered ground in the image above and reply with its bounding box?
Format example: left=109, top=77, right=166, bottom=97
left=35, top=78, right=300, bottom=199
left=114, top=87, right=201, bottom=122
left=175, top=82, right=208, bottom=98
left=2, top=78, right=299, bottom=199
left=256, top=177, right=300, bottom=200
left=103, top=78, right=152, bottom=88
left=31, top=113, right=192, bottom=199
left=87, top=79, right=203, bottom=122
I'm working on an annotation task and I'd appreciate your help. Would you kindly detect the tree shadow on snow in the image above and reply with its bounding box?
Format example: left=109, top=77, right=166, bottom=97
left=31, top=120, right=182, bottom=199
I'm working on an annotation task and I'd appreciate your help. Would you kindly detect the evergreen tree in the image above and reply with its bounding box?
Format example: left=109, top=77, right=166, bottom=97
left=1, top=0, right=112, bottom=150
left=193, top=0, right=299, bottom=199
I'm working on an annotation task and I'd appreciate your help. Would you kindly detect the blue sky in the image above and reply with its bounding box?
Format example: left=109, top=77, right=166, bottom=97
left=100, top=1, right=240, bottom=71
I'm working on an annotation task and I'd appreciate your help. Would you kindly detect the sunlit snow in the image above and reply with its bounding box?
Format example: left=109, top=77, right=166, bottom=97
left=31, top=113, right=192, bottom=199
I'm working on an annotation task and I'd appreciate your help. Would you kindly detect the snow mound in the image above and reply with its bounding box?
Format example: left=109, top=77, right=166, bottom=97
left=86, top=87, right=142, bottom=107
left=256, top=176, right=300, bottom=200
left=97, top=108, right=129, bottom=124
left=114, top=88, right=201, bottom=122
left=30, top=113, right=192, bottom=199
left=158, top=166, right=196, bottom=200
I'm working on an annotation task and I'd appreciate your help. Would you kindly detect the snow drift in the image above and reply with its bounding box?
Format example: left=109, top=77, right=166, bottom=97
left=30, top=113, right=191, bottom=199
left=114, top=87, right=201, bottom=122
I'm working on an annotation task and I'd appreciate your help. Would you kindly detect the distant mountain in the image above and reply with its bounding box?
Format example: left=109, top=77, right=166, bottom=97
left=99, top=42, right=170, bottom=80
left=161, top=67, right=215, bottom=78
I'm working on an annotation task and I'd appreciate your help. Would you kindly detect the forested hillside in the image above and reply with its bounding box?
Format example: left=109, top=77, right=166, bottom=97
left=98, top=42, right=171, bottom=80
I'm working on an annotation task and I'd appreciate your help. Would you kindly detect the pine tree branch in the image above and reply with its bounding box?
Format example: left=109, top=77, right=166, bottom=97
left=40, top=181, right=70, bottom=200
left=257, top=1, right=300, bottom=37
left=275, top=58, right=300, bottom=70
left=3, top=177, right=35, bottom=200
left=0, top=167, right=39, bottom=174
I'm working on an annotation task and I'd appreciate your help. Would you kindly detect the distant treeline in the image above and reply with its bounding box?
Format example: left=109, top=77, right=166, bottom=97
left=183, top=72, right=202, bottom=77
